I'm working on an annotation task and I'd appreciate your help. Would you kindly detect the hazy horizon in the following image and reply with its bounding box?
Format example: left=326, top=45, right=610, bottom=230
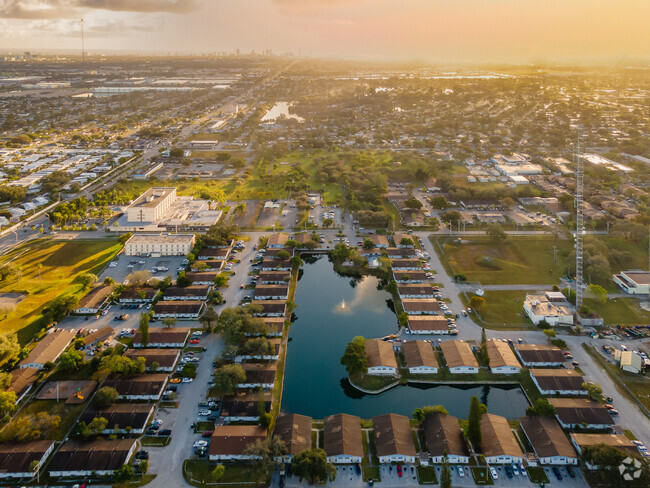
left=0, top=0, right=649, bottom=64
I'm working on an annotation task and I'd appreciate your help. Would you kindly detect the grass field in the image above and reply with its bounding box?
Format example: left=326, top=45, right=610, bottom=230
left=584, top=297, right=650, bottom=325
left=416, top=466, right=438, bottom=484
left=0, top=238, right=122, bottom=343
left=1, top=400, right=85, bottom=441
left=183, top=460, right=268, bottom=488
left=459, top=290, right=537, bottom=330
left=433, top=236, right=571, bottom=285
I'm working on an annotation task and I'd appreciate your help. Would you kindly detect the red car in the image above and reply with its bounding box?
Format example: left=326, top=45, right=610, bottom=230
left=396, top=464, right=403, bottom=477
left=189, top=338, right=200, bottom=344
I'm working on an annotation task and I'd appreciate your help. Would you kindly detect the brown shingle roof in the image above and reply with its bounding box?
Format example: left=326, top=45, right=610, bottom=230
left=119, top=288, right=158, bottom=301
left=153, top=300, right=204, bottom=314
left=440, top=340, right=478, bottom=369
left=209, top=425, right=267, bottom=456
left=76, top=284, right=112, bottom=310
left=570, top=433, right=636, bottom=452
left=241, top=363, right=278, bottom=384
left=19, top=329, right=75, bottom=367
left=402, top=299, right=442, bottom=313
left=48, top=439, right=136, bottom=473
left=519, top=416, right=577, bottom=459
left=163, top=285, right=211, bottom=298
left=423, top=414, right=467, bottom=458
left=515, top=344, right=565, bottom=364
left=275, top=414, right=313, bottom=456
left=393, top=271, right=428, bottom=282
left=6, top=367, right=39, bottom=399
left=365, top=340, right=397, bottom=369
left=487, top=340, right=521, bottom=369
left=124, top=349, right=181, bottom=369
left=253, top=285, right=289, bottom=298
left=133, top=327, right=190, bottom=347
left=373, top=413, right=417, bottom=458
left=391, top=259, right=421, bottom=269
left=0, top=440, right=54, bottom=475
left=102, top=374, right=167, bottom=398
left=83, top=326, right=113, bottom=346
left=548, top=398, right=614, bottom=426
left=267, top=233, right=289, bottom=247
left=530, top=369, right=585, bottom=392
left=258, top=271, right=291, bottom=283
left=402, top=341, right=438, bottom=369
left=324, top=413, right=363, bottom=458
left=407, top=316, right=448, bottom=331
left=397, top=284, right=434, bottom=296
left=480, top=414, right=523, bottom=459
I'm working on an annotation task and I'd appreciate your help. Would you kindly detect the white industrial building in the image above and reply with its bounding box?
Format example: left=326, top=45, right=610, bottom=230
left=124, top=233, right=195, bottom=257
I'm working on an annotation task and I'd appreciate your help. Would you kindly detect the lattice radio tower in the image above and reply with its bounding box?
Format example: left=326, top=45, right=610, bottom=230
left=575, top=132, right=585, bottom=312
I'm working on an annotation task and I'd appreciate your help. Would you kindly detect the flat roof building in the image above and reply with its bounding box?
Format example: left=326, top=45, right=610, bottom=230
left=127, top=187, right=176, bottom=223
left=613, top=270, right=650, bottom=295
left=523, top=292, right=573, bottom=326
left=124, top=233, right=195, bottom=257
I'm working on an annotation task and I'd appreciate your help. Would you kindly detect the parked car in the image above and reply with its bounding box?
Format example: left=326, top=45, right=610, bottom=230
left=457, top=466, right=464, bottom=478
left=490, top=467, right=498, bottom=480
left=396, top=464, right=403, bottom=477
left=552, top=467, right=562, bottom=481
left=158, top=429, right=172, bottom=436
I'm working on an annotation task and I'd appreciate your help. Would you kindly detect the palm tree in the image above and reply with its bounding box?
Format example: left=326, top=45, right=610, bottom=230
left=37, top=264, right=43, bottom=286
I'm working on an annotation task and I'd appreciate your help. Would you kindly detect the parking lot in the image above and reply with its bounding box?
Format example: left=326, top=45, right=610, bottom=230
left=98, top=252, right=186, bottom=284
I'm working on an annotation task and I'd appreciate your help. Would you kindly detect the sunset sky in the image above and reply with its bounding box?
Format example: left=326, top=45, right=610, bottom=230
left=0, top=0, right=648, bottom=64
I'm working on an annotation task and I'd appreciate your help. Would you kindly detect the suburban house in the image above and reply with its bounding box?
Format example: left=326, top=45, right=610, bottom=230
left=365, top=340, right=398, bottom=375
left=274, top=414, right=313, bottom=461
left=253, top=285, right=289, bottom=300
left=163, top=285, right=211, bottom=301
left=423, top=414, right=469, bottom=464
left=407, top=316, right=449, bottom=334
left=153, top=300, right=204, bottom=319
left=529, top=369, right=587, bottom=396
left=124, top=233, right=195, bottom=257
left=519, top=415, right=578, bottom=465
left=402, top=340, right=439, bottom=374
left=397, top=284, right=435, bottom=299
left=102, top=374, right=168, bottom=401
left=238, top=363, right=278, bottom=389
left=393, top=271, right=428, bottom=283
left=250, top=300, right=286, bottom=317
left=257, top=271, right=291, bottom=284
left=261, top=258, right=292, bottom=271
left=7, top=367, right=39, bottom=403
left=486, top=340, right=521, bottom=374
left=402, top=299, right=442, bottom=315
left=184, top=272, right=219, bottom=285
left=0, top=440, right=55, bottom=480
left=118, top=288, right=158, bottom=304
left=324, top=413, right=363, bottom=464
left=48, top=439, right=137, bottom=477
left=440, top=340, right=479, bottom=374
left=75, top=285, right=112, bottom=315
left=220, top=392, right=272, bottom=423
left=79, top=404, right=154, bottom=435
left=267, top=233, right=289, bottom=248
left=390, top=259, right=421, bottom=271
left=209, top=426, right=267, bottom=461
left=480, top=414, right=524, bottom=464
left=523, top=292, right=573, bottom=326
left=570, top=434, right=637, bottom=469
left=367, top=234, right=389, bottom=248
left=133, top=328, right=190, bottom=348
left=124, top=348, right=181, bottom=372
left=82, top=326, right=113, bottom=351
left=612, top=270, right=650, bottom=295
left=514, top=344, right=566, bottom=367
left=548, top=398, right=615, bottom=430
left=19, top=329, right=75, bottom=369
left=373, top=413, right=417, bottom=464
left=393, top=233, right=414, bottom=247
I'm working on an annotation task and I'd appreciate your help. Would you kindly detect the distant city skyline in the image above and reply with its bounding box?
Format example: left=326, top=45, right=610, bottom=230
left=0, top=0, right=648, bottom=64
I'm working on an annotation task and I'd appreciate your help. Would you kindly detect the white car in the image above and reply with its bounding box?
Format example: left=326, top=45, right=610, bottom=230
left=182, top=378, right=193, bottom=383
left=490, top=467, right=498, bottom=480
left=193, top=440, right=208, bottom=448
left=512, top=465, right=519, bottom=476
left=198, top=410, right=210, bottom=416
left=457, top=466, right=464, bottom=477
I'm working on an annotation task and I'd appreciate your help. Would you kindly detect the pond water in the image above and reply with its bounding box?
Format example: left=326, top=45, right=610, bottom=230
left=261, top=101, right=305, bottom=123
left=281, top=256, right=530, bottom=419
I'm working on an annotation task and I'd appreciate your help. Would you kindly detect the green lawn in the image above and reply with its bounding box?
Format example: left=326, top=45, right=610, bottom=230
left=0, top=238, right=122, bottom=343
left=432, top=236, right=571, bottom=285
left=526, top=466, right=549, bottom=484
left=141, top=436, right=171, bottom=446
left=416, top=466, right=438, bottom=484
left=471, top=466, right=494, bottom=485
left=1, top=400, right=85, bottom=441
left=458, top=290, right=537, bottom=330
left=183, top=460, right=268, bottom=488
left=584, top=297, right=650, bottom=325
left=112, top=474, right=157, bottom=488
left=349, top=372, right=399, bottom=391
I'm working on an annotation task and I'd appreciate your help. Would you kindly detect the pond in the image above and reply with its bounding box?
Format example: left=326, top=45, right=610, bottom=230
left=281, top=256, right=530, bottom=419
left=261, top=101, right=305, bottom=123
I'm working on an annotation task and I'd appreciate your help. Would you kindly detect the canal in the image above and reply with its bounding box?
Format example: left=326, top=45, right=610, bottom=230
left=281, top=256, right=530, bottom=419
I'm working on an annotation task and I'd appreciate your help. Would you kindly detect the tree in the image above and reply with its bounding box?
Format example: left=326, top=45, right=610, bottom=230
left=405, top=197, right=423, bottom=209
left=213, top=364, right=246, bottom=395
left=78, top=416, right=108, bottom=438
left=526, top=398, right=556, bottom=417
left=138, top=313, right=150, bottom=346
left=292, top=448, right=337, bottom=484
left=399, top=237, right=414, bottom=247
left=114, top=464, right=134, bottom=481
left=0, top=391, right=17, bottom=417
left=581, top=444, right=625, bottom=468
left=118, top=232, right=132, bottom=245
left=10, top=412, right=61, bottom=441
left=340, top=336, right=367, bottom=375
left=103, top=276, right=115, bottom=286
left=125, top=270, right=152, bottom=287
left=200, top=306, right=219, bottom=331
left=244, top=436, right=287, bottom=474
left=150, top=361, right=160, bottom=372
left=176, top=271, right=192, bottom=287
left=485, top=223, right=506, bottom=241
left=583, top=382, right=604, bottom=402
left=211, top=464, right=225, bottom=481
left=77, top=273, right=98, bottom=290
left=44, top=294, right=79, bottom=322
left=162, top=317, right=177, bottom=328
left=477, top=328, right=489, bottom=365
left=169, top=147, right=184, bottom=158
left=440, top=210, right=462, bottom=225
left=397, top=312, right=409, bottom=328
left=181, top=363, right=197, bottom=378
left=587, top=284, right=608, bottom=304
left=58, top=349, right=84, bottom=372
left=0, top=333, right=20, bottom=367
left=98, top=355, right=145, bottom=377
left=543, top=328, right=556, bottom=338
left=240, top=337, right=274, bottom=356
left=469, top=296, right=486, bottom=313
left=95, top=386, right=119, bottom=407
left=0, top=371, right=11, bottom=389
left=413, top=405, right=448, bottom=422
left=440, top=453, right=452, bottom=488
left=276, top=250, right=291, bottom=260
left=322, top=218, right=334, bottom=228
left=430, top=196, right=447, bottom=209
left=362, top=238, right=375, bottom=250
left=467, top=396, right=483, bottom=447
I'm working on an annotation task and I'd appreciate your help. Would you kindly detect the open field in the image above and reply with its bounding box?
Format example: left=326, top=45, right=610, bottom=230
left=0, top=238, right=122, bottom=343
left=459, top=290, right=537, bottom=330
left=183, top=460, right=268, bottom=488
left=433, top=236, right=571, bottom=285
left=585, top=297, right=650, bottom=325
left=1, top=400, right=86, bottom=441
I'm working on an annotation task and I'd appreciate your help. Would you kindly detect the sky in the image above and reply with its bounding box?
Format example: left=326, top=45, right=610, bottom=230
left=0, top=0, right=648, bottom=64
